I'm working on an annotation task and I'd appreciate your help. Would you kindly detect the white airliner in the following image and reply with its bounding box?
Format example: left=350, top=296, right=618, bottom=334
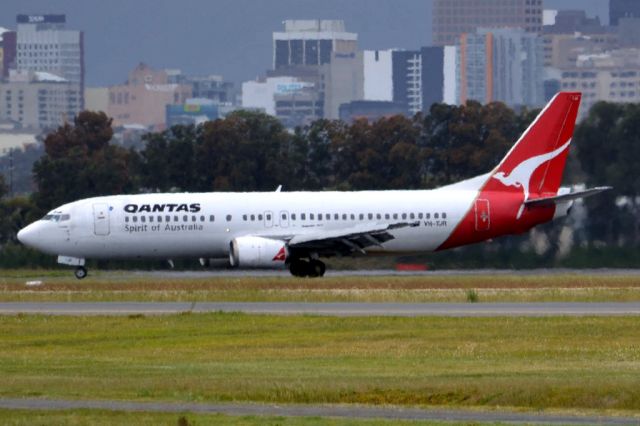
left=18, top=92, right=610, bottom=279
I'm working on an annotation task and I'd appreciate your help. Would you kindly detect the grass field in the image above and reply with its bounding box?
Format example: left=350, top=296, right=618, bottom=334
left=1, top=270, right=640, bottom=302
left=1, top=313, right=640, bottom=415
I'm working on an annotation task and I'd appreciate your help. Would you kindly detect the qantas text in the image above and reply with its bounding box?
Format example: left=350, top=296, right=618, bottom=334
left=124, top=203, right=201, bottom=213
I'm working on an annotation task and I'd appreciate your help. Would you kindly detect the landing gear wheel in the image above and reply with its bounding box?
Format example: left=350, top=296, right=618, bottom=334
left=308, top=260, right=326, bottom=278
left=289, top=260, right=309, bottom=277
left=74, top=266, right=87, bottom=280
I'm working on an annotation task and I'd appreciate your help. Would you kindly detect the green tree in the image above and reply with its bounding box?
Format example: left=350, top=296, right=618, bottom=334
left=421, top=101, right=521, bottom=187
left=0, top=174, right=6, bottom=199
left=196, top=111, right=292, bottom=191
left=575, top=101, right=640, bottom=246
left=32, top=111, right=133, bottom=211
left=0, top=196, right=38, bottom=244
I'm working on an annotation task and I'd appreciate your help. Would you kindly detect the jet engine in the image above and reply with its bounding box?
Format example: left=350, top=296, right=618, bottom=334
left=229, top=236, right=288, bottom=268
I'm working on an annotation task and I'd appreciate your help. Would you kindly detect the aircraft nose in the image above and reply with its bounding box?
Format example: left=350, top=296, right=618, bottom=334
left=17, top=223, right=39, bottom=248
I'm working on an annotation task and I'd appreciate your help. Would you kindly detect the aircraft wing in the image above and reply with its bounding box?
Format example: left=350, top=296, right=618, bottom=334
left=524, top=186, right=612, bottom=207
left=284, top=221, right=419, bottom=256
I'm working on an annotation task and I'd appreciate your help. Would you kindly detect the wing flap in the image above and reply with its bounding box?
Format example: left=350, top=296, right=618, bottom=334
left=288, top=221, right=418, bottom=255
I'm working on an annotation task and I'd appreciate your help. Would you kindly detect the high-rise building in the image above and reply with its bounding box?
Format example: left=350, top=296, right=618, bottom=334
left=560, top=48, right=640, bottom=120
left=360, top=48, right=453, bottom=116
left=610, top=0, right=640, bottom=26
left=322, top=51, right=364, bottom=119
left=108, top=63, right=192, bottom=130
left=433, top=0, right=543, bottom=47
left=273, top=20, right=357, bottom=69
left=542, top=10, right=617, bottom=68
left=0, top=70, right=82, bottom=130
left=14, top=14, right=84, bottom=96
left=2, top=30, right=17, bottom=79
left=167, top=71, right=235, bottom=104
left=392, top=47, right=445, bottom=115
left=456, top=28, right=544, bottom=107
left=0, top=28, right=9, bottom=78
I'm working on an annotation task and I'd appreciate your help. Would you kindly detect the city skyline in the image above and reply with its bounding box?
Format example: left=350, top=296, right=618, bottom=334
left=2, top=0, right=608, bottom=86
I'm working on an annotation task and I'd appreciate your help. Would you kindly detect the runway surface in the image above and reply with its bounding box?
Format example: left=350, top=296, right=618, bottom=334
left=2, top=302, right=640, bottom=316
left=0, top=397, right=637, bottom=425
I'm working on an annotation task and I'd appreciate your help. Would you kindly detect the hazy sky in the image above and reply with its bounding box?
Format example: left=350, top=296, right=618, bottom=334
left=2, top=0, right=609, bottom=87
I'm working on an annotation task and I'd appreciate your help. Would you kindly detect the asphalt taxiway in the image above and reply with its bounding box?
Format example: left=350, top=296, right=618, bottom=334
left=0, top=398, right=638, bottom=425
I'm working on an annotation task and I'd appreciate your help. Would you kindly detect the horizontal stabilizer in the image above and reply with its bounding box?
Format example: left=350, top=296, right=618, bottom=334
left=524, top=186, right=612, bottom=207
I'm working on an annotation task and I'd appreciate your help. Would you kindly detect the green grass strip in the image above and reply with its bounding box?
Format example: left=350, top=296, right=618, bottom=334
left=1, top=313, right=639, bottom=413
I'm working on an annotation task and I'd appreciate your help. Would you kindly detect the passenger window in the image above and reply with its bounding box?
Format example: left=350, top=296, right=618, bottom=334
left=393, top=213, right=398, bottom=220
left=291, top=213, right=296, bottom=220
left=158, top=216, right=163, bottom=223
left=200, top=215, right=205, bottom=222
left=310, top=213, right=315, bottom=220
left=318, top=213, right=323, bottom=220
left=174, top=216, right=179, bottom=222
left=125, top=216, right=129, bottom=223
left=325, top=214, right=330, bottom=221
left=243, top=214, right=247, bottom=221
left=301, top=213, right=306, bottom=220
left=141, top=216, right=146, bottom=223
left=133, top=216, right=138, bottom=223
left=342, top=214, right=347, bottom=220
left=402, top=213, right=407, bottom=220
left=282, top=213, right=287, bottom=220
left=418, top=213, right=423, bottom=219
left=376, top=213, right=381, bottom=220
left=334, top=213, right=339, bottom=220
left=385, top=213, right=390, bottom=220
left=410, top=213, right=415, bottom=220
left=149, top=216, right=154, bottom=223
left=426, top=213, right=431, bottom=219
left=258, top=214, right=263, bottom=221
left=250, top=214, right=255, bottom=221
left=227, top=214, right=233, bottom=222
left=183, top=215, right=188, bottom=222
left=192, top=216, right=197, bottom=222
left=368, top=213, right=373, bottom=220
left=359, top=213, right=364, bottom=220
left=442, top=212, right=447, bottom=219
left=434, top=213, right=439, bottom=219
left=350, top=214, right=355, bottom=220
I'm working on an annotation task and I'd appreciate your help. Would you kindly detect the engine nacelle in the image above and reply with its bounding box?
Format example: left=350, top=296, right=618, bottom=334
left=229, top=236, right=288, bottom=269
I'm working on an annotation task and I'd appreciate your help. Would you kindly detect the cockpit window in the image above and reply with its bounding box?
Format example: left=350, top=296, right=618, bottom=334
left=60, top=214, right=71, bottom=221
left=43, top=214, right=54, bottom=221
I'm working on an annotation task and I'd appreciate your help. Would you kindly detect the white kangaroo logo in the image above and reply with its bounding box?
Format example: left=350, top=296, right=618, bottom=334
left=492, top=139, right=571, bottom=219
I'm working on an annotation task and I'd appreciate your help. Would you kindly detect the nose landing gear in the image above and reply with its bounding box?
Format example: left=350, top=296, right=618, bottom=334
left=74, top=266, right=88, bottom=280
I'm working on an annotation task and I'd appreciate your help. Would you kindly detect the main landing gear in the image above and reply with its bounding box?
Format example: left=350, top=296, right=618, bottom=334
left=289, top=258, right=326, bottom=278
left=74, top=266, right=88, bottom=280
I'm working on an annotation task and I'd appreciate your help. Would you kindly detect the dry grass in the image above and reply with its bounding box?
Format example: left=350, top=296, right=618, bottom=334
left=0, top=271, right=639, bottom=303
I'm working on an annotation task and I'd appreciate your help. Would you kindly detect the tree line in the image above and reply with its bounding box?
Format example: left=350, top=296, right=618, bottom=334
left=0, top=100, right=637, bottom=267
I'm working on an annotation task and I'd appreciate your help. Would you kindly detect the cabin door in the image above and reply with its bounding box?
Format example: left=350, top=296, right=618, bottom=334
left=93, top=203, right=110, bottom=236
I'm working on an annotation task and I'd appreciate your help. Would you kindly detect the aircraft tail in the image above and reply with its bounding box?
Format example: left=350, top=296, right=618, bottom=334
left=491, top=92, right=581, bottom=198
